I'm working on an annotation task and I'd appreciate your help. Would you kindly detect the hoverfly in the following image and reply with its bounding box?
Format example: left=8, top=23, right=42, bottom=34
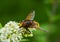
left=19, top=11, right=48, bottom=33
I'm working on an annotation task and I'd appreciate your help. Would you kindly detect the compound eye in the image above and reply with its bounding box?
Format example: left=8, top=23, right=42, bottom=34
left=26, top=21, right=30, bottom=24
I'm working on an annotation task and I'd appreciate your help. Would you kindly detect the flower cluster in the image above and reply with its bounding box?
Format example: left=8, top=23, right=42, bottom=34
left=0, top=21, right=36, bottom=42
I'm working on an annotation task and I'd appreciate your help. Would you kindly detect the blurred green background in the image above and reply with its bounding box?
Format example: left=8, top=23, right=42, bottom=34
left=0, top=0, right=60, bottom=42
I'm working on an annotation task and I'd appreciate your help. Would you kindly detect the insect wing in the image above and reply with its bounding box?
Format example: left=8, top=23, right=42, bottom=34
left=25, top=11, right=35, bottom=20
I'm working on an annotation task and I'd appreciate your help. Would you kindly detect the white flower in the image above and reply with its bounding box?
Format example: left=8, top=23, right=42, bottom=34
left=0, top=21, right=36, bottom=42
left=4, top=21, right=19, bottom=28
left=0, top=21, right=23, bottom=42
left=1, top=38, right=10, bottom=42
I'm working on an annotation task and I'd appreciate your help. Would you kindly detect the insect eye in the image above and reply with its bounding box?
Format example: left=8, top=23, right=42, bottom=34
left=26, top=21, right=30, bottom=24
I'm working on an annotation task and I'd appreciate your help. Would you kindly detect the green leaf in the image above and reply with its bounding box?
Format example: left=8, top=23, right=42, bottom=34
left=0, top=23, right=2, bottom=28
